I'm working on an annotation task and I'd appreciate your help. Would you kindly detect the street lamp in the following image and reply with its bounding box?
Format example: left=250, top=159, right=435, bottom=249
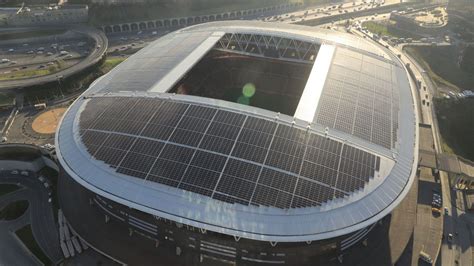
left=56, top=75, right=64, bottom=98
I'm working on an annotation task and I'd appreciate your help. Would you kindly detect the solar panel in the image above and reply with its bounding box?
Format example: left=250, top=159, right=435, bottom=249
left=130, top=138, right=164, bottom=157
left=315, top=48, right=398, bottom=149
left=159, top=144, right=194, bottom=164
left=149, top=158, right=187, bottom=184
left=119, top=152, right=156, bottom=174
left=214, top=174, right=255, bottom=202
left=81, top=97, right=381, bottom=209
left=169, top=129, right=203, bottom=147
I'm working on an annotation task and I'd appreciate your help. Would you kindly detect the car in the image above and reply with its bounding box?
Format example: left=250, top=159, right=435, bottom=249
left=8, top=48, right=14, bottom=52
left=433, top=198, right=441, bottom=203
left=38, top=176, right=46, bottom=182
left=20, top=171, right=29, bottom=176
left=419, top=250, right=433, bottom=264
left=1, top=58, right=10, bottom=63
left=38, top=65, right=46, bottom=69
left=444, top=207, right=449, bottom=215
left=447, top=233, right=453, bottom=243
left=21, top=66, right=27, bottom=69
left=47, top=52, right=53, bottom=56
left=11, top=170, right=19, bottom=175
left=27, top=50, right=34, bottom=54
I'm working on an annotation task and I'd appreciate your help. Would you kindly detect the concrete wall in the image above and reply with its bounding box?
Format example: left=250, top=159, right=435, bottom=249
left=0, top=144, right=58, bottom=172
left=102, top=2, right=303, bottom=34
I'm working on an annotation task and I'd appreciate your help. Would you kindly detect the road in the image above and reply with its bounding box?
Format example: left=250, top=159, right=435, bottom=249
left=341, top=7, right=471, bottom=265
left=264, top=0, right=399, bottom=24
left=395, top=36, right=472, bottom=266
left=0, top=189, right=42, bottom=266
left=0, top=25, right=108, bottom=90
left=0, top=171, right=63, bottom=264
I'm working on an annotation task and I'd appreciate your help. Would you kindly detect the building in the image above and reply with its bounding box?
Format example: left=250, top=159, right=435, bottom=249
left=6, top=4, right=88, bottom=26
left=56, top=21, right=418, bottom=264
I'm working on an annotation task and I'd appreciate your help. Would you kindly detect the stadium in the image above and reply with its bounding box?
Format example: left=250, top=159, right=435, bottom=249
left=56, top=21, right=418, bottom=264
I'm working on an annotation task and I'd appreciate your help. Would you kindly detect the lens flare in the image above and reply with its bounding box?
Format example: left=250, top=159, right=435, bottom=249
left=237, top=95, right=250, bottom=105
left=242, top=83, right=256, bottom=98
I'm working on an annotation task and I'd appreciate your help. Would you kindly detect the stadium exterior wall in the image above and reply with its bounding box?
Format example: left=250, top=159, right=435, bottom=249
left=59, top=166, right=377, bottom=265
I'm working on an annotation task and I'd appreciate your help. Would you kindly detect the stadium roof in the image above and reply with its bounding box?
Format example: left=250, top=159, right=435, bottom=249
left=56, top=21, right=418, bottom=242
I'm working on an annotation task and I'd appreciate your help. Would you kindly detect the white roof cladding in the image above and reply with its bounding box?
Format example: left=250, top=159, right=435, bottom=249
left=56, top=21, right=418, bottom=242
left=294, top=44, right=336, bottom=122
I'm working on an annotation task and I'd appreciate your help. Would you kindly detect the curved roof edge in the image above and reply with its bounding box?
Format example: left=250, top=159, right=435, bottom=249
left=55, top=23, right=419, bottom=242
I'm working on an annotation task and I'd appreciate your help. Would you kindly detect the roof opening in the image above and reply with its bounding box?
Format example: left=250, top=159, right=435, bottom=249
left=170, top=37, right=319, bottom=116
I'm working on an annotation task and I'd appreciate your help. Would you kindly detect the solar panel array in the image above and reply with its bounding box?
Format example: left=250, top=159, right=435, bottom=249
left=88, top=31, right=214, bottom=94
left=79, top=96, right=380, bottom=209
left=314, top=48, right=399, bottom=149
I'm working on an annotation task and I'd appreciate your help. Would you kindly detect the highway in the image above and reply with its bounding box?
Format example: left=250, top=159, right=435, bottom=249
left=0, top=25, right=108, bottom=90
left=264, top=0, right=399, bottom=24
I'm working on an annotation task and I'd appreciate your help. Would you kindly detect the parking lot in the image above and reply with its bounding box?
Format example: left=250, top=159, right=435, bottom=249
left=411, top=167, right=443, bottom=265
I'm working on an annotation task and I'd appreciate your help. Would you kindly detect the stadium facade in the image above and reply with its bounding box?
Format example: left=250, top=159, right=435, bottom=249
left=56, top=21, right=418, bottom=264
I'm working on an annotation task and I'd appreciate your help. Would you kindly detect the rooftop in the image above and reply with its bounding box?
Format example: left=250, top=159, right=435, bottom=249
left=56, top=21, right=418, bottom=242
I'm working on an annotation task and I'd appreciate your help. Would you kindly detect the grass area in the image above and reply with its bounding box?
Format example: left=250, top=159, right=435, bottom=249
left=362, top=21, right=421, bottom=39
left=0, top=64, right=63, bottom=81
left=0, top=69, right=50, bottom=81
left=0, top=200, right=28, bottom=221
left=21, top=56, right=121, bottom=104
left=0, top=184, right=19, bottom=197
left=15, top=224, right=52, bottom=265
left=0, top=92, right=15, bottom=107
left=404, top=46, right=474, bottom=92
left=435, top=97, right=474, bottom=161
left=100, top=57, right=126, bottom=73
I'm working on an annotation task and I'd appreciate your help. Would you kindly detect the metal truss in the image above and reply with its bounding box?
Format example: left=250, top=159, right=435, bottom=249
left=214, top=33, right=320, bottom=63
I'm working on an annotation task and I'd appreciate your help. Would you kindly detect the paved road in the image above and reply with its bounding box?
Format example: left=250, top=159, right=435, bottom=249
left=0, top=188, right=41, bottom=266
left=396, top=36, right=473, bottom=266
left=0, top=171, right=63, bottom=264
left=0, top=25, right=108, bottom=90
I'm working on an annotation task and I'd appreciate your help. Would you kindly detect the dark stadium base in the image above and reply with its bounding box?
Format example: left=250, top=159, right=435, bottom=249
left=58, top=169, right=397, bottom=266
